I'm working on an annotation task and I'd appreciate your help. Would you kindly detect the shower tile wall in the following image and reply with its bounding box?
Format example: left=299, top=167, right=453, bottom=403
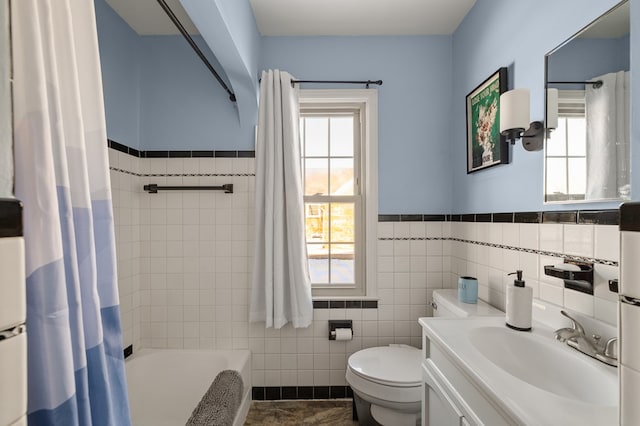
left=109, top=148, right=140, bottom=351
left=109, top=148, right=619, bottom=388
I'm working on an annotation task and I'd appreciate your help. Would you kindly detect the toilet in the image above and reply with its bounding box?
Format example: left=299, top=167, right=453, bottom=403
left=346, top=289, right=503, bottom=426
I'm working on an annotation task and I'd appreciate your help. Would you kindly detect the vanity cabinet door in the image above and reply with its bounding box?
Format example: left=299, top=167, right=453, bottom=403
left=428, top=387, right=465, bottom=426
left=423, top=363, right=468, bottom=426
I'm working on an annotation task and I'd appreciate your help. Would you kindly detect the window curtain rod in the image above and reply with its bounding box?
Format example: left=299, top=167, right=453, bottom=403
left=155, top=0, right=237, bottom=102
left=258, top=76, right=383, bottom=89
left=548, top=80, right=603, bottom=89
left=291, top=79, right=383, bottom=89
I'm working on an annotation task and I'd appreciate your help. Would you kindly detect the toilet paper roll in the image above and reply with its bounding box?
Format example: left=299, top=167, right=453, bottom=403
left=334, top=328, right=353, bottom=341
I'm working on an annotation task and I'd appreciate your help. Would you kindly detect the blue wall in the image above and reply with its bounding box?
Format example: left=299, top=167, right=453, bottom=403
left=95, top=0, right=255, bottom=151
left=138, top=36, right=253, bottom=150
left=95, top=0, right=141, bottom=149
left=450, top=0, right=632, bottom=213
left=261, top=36, right=453, bottom=214
left=97, top=0, right=639, bottom=214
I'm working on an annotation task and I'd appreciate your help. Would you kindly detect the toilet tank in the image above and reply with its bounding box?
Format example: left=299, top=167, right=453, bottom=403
left=432, top=289, right=503, bottom=318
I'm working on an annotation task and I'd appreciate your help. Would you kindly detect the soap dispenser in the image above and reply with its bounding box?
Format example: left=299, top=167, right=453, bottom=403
left=505, top=270, right=532, bottom=331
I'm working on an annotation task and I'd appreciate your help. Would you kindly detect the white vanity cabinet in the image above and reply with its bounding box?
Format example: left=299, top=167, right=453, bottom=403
left=419, top=315, right=618, bottom=426
left=421, top=335, right=513, bottom=426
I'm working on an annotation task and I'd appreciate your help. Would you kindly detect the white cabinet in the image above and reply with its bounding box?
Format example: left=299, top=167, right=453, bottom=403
left=423, top=364, right=467, bottom=426
left=421, top=338, right=513, bottom=426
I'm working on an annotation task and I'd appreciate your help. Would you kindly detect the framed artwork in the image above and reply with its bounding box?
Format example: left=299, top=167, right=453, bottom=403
left=466, top=67, right=509, bottom=173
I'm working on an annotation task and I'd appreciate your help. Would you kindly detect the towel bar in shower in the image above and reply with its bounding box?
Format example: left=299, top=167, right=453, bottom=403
left=143, top=184, right=233, bottom=194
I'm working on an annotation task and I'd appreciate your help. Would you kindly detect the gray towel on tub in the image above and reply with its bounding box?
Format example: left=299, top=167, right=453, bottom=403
left=186, top=369, right=244, bottom=426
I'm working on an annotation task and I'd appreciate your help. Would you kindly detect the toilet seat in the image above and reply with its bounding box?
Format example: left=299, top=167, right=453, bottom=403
left=347, top=346, right=422, bottom=388
left=346, top=345, right=423, bottom=415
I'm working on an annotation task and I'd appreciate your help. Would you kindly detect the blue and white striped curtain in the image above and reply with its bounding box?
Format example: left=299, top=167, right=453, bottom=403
left=12, top=0, right=131, bottom=424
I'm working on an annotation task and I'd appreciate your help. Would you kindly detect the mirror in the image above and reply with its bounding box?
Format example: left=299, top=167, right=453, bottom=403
left=544, top=1, right=630, bottom=203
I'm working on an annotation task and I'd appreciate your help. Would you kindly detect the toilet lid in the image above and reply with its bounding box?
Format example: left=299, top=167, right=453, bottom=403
left=347, top=346, right=422, bottom=387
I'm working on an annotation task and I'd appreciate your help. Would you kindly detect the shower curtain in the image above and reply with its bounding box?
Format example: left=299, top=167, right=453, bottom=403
left=250, top=70, right=313, bottom=329
left=12, top=0, right=130, bottom=424
left=585, top=70, right=630, bottom=199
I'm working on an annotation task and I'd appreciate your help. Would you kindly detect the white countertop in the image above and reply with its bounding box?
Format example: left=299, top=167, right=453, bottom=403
left=419, top=316, right=618, bottom=425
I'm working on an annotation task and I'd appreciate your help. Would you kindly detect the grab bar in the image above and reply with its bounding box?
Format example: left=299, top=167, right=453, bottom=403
left=143, top=184, right=233, bottom=194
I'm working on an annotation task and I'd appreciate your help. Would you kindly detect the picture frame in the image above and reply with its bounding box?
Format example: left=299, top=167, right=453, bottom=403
left=466, top=67, right=509, bottom=173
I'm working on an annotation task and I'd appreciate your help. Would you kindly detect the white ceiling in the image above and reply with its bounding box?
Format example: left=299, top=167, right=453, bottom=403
left=249, top=0, right=477, bottom=36
left=104, top=0, right=476, bottom=37
left=105, top=0, right=199, bottom=35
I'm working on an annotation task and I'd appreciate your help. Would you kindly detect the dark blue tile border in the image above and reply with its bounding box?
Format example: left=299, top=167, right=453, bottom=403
left=251, top=386, right=352, bottom=400
left=514, top=212, right=542, bottom=223
left=313, top=300, right=377, bottom=309
left=252, top=387, right=265, bottom=401
left=543, top=211, right=578, bottom=224
left=108, top=139, right=256, bottom=159
left=475, top=213, right=492, bottom=222
left=492, top=213, right=514, bottom=223
left=169, top=151, right=191, bottom=158
left=620, top=203, right=640, bottom=231
left=0, top=198, right=23, bottom=238
left=378, top=209, right=618, bottom=225
left=192, top=150, right=214, bottom=158
left=378, top=214, right=400, bottom=222
left=578, top=210, right=619, bottom=225
left=423, top=214, right=447, bottom=221
left=265, top=387, right=281, bottom=400
left=145, top=150, right=170, bottom=158
left=400, top=214, right=423, bottom=222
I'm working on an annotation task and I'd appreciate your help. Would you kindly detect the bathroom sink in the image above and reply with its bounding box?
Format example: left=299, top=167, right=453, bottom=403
left=468, top=326, right=617, bottom=405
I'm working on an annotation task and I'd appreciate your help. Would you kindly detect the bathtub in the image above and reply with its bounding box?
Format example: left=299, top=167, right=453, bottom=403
left=125, top=349, right=251, bottom=426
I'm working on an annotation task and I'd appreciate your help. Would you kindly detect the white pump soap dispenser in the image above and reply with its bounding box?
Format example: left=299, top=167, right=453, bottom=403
left=505, top=270, right=532, bottom=331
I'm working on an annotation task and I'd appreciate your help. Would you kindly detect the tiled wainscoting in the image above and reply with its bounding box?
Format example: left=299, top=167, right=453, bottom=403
left=447, top=219, right=618, bottom=325
left=108, top=142, right=620, bottom=392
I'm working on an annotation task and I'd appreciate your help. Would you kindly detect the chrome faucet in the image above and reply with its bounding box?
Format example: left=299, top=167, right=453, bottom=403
left=554, top=310, right=585, bottom=342
left=554, top=310, right=617, bottom=367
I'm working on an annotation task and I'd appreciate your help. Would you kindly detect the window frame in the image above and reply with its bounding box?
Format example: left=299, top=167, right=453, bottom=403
left=545, top=90, right=587, bottom=201
left=298, top=89, right=378, bottom=298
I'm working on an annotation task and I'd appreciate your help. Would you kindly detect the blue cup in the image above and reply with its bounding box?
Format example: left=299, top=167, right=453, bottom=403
left=458, top=276, right=478, bottom=304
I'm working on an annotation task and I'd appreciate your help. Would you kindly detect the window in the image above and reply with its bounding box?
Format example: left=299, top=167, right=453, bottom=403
left=546, top=90, right=587, bottom=201
left=299, top=90, right=377, bottom=297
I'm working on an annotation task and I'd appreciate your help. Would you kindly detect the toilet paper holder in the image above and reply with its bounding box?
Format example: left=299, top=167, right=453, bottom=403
left=328, top=320, right=353, bottom=340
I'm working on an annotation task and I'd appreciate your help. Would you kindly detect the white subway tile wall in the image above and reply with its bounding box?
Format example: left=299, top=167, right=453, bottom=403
left=109, top=149, right=620, bottom=387
left=449, top=221, right=619, bottom=325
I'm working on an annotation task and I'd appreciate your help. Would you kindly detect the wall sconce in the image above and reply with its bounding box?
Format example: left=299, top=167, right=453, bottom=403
left=499, top=88, right=544, bottom=151
left=546, top=88, right=559, bottom=135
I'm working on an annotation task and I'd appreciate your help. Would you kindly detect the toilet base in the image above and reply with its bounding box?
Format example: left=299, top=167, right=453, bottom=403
left=352, top=391, right=420, bottom=426
left=352, top=392, right=382, bottom=426
left=371, top=404, right=419, bottom=426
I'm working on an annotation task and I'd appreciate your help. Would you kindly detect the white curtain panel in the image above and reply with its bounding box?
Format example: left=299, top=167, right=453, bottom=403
left=586, top=70, right=630, bottom=199
left=250, top=70, right=313, bottom=329
left=12, top=0, right=130, bottom=423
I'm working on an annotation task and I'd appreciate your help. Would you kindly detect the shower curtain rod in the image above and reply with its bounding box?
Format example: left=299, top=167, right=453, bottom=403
left=156, top=0, right=236, bottom=102
left=548, top=80, right=603, bottom=88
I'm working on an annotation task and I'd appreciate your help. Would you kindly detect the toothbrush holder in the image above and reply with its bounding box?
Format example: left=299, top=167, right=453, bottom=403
left=458, top=276, right=478, bottom=304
